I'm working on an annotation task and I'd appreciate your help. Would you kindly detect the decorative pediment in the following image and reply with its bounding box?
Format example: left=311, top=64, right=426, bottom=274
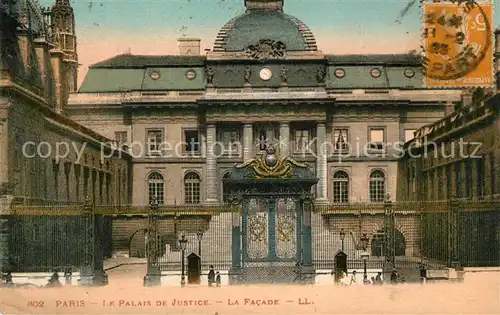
left=236, top=146, right=305, bottom=179
left=223, top=146, right=318, bottom=198
left=245, top=39, right=286, bottom=61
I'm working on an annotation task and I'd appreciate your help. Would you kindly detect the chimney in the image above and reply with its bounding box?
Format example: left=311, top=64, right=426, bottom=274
left=177, top=38, right=201, bottom=56
left=461, top=90, right=473, bottom=107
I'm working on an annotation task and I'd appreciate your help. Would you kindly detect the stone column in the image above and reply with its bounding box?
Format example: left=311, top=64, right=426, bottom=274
left=279, top=122, right=290, bottom=157
left=316, top=123, right=328, bottom=204
left=243, top=123, right=253, bottom=161
left=205, top=124, right=218, bottom=204
left=0, top=215, right=10, bottom=272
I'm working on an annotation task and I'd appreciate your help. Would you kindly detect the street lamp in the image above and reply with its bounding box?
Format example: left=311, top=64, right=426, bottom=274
left=339, top=229, right=346, bottom=252
left=196, top=228, right=204, bottom=256
left=178, top=232, right=188, bottom=287
left=144, top=196, right=160, bottom=287
left=360, top=234, right=370, bottom=283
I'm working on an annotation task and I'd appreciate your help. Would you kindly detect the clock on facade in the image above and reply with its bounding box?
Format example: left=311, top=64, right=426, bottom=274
left=150, top=71, right=161, bottom=80
left=259, top=68, right=273, bottom=81
left=370, top=68, right=382, bottom=78
left=185, top=70, right=196, bottom=80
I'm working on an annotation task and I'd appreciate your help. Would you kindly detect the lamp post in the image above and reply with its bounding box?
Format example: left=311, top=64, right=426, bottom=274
left=144, top=196, right=160, bottom=287
left=196, top=228, right=204, bottom=256
left=360, top=233, right=369, bottom=283
left=339, top=229, right=345, bottom=252
left=179, top=232, right=188, bottom=287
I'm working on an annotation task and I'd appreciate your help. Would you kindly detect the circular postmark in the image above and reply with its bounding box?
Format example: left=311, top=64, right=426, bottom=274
left=423, top=0, right=492, bottom=81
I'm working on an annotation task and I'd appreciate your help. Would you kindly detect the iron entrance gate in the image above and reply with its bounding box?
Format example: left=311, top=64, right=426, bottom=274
left=243, top=198, right=299, bottom=263
left=224, top=147, right=318, bottom=283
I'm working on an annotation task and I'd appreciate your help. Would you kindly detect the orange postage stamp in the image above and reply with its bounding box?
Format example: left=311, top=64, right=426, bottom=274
left=423, top=0, right=494, bottom=88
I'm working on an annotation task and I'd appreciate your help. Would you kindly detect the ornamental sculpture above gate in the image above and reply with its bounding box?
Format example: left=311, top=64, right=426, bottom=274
left=235, top=146, right=308, bottom=179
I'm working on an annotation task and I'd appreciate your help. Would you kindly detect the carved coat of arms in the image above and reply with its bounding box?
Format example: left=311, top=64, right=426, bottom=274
left=246, top=39, right=286, bottom=61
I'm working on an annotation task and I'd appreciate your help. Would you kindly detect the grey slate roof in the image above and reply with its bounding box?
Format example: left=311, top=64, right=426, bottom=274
left=214, top=11, right=317, bottom=52
left=325, top=54, right=422, bottom=66
left=90, top=54, right=206, bottom=68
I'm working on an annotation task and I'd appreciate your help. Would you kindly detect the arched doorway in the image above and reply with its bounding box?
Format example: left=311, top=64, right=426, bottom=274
left=129, top=229, right=147, bottom=258
left=371, top=229, right=406, bottom=257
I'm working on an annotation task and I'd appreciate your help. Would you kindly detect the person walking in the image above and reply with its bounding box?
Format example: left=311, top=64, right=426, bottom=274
left=375, top=272, right=383, bottom=285
left=207, top=265, right=215, bottom=287
left=390, top=269, right=399, bottom=285
left=64, top=268, right=72, bottom=285
left=349, top=270, right=357, bottom=285
left=215, top=271, right=221, bottom=287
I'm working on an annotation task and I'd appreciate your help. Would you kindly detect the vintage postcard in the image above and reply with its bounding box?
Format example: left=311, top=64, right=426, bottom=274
left=0, top=0, right=499, bottom=314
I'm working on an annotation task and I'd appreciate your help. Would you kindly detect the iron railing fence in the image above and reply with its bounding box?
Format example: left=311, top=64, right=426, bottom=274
left=3, top=198, right=499, bottom=273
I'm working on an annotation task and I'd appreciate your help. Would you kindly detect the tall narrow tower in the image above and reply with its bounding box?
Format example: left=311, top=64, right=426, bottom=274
left=50, top=0, right=78, bottom=93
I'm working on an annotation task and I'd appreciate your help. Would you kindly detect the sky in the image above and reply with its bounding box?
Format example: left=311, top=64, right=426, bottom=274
left=38, top=0, right=500, bottom=87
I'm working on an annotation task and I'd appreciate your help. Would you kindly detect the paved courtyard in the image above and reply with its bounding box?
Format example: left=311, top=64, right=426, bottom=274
left=1, top=267, right=499, bottom=315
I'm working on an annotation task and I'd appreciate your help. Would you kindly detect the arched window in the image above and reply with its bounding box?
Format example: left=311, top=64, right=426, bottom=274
left=370, top=170, right=385, bottom=202
left=184, top=172, right=201, bottom=204
left=371, top=228, right=406, bottom=256
left=333, top=171, right=349, bottom=203
left=148, top=172, right=164, bottom=205
left=222, top=172, right=230, bottom=202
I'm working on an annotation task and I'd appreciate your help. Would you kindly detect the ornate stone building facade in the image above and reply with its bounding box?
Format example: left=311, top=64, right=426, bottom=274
left=69, top=0, right=465, bottom=209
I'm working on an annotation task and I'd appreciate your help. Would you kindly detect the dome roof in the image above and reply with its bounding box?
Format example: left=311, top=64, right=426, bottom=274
left=213, top=11, right=317, bottom=52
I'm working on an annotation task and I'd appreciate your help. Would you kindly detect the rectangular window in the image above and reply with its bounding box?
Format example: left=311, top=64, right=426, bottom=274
left=446, top=164, right=452, bottom=199
left=465, top=159, right=472, bottom=198
left=184, top=130, right=200, bottom=154
left=437, top=167, right=443, bottom=200
left=476, top=157, right=484, bottom=198
left=256, top=127, right=277, bottom=151
left=53, top=160, right=59, bottom=200
left=455, top=162, right=461, bottom=198
left=333, top=129, right=348, bottom=152
left=369, top=128, right=385, bottom=151
left=294, top=129, right=310, bottom=152
left=490, top=153, right=496, bottom=195
left=64, top=162, right=71, bottom=201
left=404, top=129, right=416, bottom=142
left=219, top=129, right=240, bottom=156
left=147, top=130, right=163, bottom=154
left=115, top=131, right=128, bottom=149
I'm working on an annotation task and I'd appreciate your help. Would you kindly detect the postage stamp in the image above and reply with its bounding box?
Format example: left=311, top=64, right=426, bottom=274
left=422, top=0, right=494, bottom=88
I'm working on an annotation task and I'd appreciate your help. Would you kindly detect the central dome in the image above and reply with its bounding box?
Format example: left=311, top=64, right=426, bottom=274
left=213, top=10, right=317, bottom=52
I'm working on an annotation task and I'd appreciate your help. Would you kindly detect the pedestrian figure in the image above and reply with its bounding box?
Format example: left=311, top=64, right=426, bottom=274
left=208, top=265, right=215, bottom=287
left=215, top=271, right=221, bottom=287
left=4, top=272, right=13, bottom=286
left=340, top=270, right=348, bottom=286
left=47, top=272, right=61, bottom=287
left=390, top=270, right=399, bottom=285
left=419, top=263, right=427, bottom=284
left=371, top=276, right=376, bottom=285
left=349, top=270, right=357, bottom=285
left=375, top=272, right=383, bottom=285
left=363, top=275, right=371, bottom=285
left=64, top=268, right=72, bottom=285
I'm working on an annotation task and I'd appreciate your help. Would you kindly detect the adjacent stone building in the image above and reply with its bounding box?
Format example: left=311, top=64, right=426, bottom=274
left=0, top=1, right=131, bottom=273
left=0, top=1, right=131, bottom=206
